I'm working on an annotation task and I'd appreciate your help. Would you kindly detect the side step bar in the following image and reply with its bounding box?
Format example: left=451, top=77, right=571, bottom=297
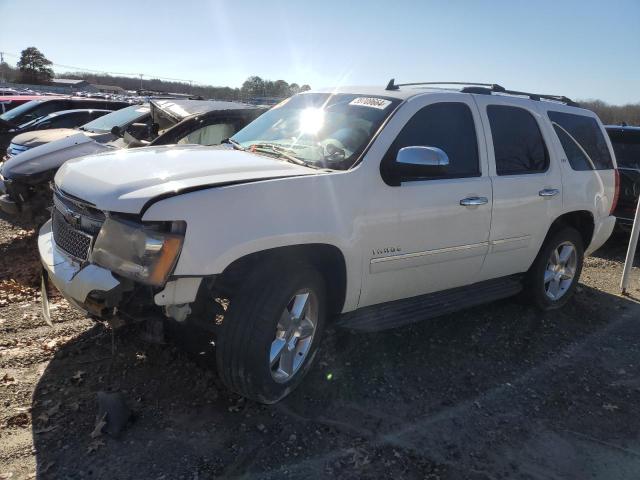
left=337, top=275, right=523, bottom=332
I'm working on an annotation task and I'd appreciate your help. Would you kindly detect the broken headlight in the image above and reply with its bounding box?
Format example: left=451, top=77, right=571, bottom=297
left=91, top=217, right=185, bottom=286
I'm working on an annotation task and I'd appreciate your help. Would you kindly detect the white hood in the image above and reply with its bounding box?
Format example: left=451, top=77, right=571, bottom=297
left=55, top=145, right=319, bottom=213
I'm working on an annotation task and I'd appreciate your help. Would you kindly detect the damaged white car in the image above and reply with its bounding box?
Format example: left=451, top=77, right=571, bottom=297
left=39, top=82, right=618, bottom=403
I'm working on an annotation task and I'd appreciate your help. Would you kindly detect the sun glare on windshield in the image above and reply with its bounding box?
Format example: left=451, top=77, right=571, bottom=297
left=298, top=107, right=324, bottom=135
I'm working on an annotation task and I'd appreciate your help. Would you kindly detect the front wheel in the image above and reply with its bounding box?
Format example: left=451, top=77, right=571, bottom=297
left=524, top=227, right=584, bottom=311
left=216, top=259, right=326, bottom=404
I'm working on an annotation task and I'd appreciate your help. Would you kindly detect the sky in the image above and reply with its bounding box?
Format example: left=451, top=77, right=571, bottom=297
left=0, top=0, right=639, bottom=104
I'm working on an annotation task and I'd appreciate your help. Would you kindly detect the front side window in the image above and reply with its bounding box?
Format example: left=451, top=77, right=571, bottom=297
left=607, top=129, right=640, bottom=170
left=488, top=105, right=549, bottom=175
left=548, top=111, right=613, bottom=170
left=381, top=102, right=480, bottom=182
left=231, top=93, right=401, bottom=170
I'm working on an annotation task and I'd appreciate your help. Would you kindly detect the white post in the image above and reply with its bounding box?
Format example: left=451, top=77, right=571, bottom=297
left=621, top=193, right=640, bottom=294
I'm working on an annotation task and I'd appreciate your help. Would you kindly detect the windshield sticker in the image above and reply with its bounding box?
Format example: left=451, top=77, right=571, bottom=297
left=349, top=97, right=392, bottom=110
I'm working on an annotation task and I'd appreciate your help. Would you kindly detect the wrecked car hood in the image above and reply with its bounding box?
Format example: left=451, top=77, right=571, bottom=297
left=55, top=146, right=320, bottom=214
left=2, top=133, right=114, bottom=177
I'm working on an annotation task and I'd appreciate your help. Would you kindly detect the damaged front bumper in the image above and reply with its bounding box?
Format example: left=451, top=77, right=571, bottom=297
left=38, top=219, right=123, bottom=315
left=38, top=219, right=203, bottom=320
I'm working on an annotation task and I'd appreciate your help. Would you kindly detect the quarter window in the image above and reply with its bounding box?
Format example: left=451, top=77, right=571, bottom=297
left=382, top=102, right=480, bottom=182
left=487, top=105, right=549, bottom=175
left=548, top=111, right=613, bottom=170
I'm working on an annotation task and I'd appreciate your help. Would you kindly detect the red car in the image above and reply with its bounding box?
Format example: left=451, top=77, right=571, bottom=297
left=0, top=95, right=63, bottom=114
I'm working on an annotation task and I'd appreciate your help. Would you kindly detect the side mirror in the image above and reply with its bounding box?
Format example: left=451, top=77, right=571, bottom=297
left=396, top=146, right=449, bottom=168
left=110, top=125, right=122, bottom=137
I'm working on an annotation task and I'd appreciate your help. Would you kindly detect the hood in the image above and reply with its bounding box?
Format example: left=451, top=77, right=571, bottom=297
left=2, top=132, right=113, bottom=179
left=10, top=128, right=82, bottom=148
left=55, top=146, right=320, bottom=214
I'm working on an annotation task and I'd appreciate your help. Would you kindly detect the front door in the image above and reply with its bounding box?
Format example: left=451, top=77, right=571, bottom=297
left=358, top=95, right=493, bottom=308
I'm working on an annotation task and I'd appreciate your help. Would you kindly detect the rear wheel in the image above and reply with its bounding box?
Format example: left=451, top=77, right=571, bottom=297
left=524, top=227, right=584, bottom=311
left=216, top=259, right=326, bottom=404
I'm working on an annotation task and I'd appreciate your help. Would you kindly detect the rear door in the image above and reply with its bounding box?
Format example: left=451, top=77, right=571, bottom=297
left=473, top=96, right=564, bottom=280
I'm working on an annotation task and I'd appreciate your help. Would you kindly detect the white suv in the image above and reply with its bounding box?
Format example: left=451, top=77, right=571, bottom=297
left=39, top=81, right=619, bottom=403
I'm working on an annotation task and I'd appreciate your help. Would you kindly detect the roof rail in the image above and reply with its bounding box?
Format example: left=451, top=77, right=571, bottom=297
left=385, top=79, right=505, bottom=91
left=385, top=79, right=578, bottom=107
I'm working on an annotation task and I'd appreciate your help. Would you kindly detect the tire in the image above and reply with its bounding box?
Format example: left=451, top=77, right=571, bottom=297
left=524, top=226, right=584, bottom=311
left=216, top=258, right=326, bottom=404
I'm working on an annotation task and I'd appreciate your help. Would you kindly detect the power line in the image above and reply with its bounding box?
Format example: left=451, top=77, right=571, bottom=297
left=1, top=50, right=197, bottom=85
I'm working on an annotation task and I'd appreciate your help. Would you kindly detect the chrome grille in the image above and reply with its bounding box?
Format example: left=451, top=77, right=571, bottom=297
left=52, top=209, right=94, bottom=261
left=51, top=190, right=104, bottom=261
left=7, top=143, right=29, bottom=158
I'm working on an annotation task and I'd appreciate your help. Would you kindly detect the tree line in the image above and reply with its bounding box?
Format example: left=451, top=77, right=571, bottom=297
left=1, top=47, right=640, bottom=122
left=0, top=47, right=310, bottom=101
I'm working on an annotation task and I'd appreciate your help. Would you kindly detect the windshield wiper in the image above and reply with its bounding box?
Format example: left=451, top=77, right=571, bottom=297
left=247, top=143, right=320, bottom=169
left=221, top=138, right=244, bottom=150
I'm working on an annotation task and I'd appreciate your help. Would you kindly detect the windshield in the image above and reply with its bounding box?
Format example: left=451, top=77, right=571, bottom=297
left=231, top=93, right=400, bottom=170
left=0, top=100, right=44, bottom=124
left=17, top=113, right=53, bottom=129
left=609, top=130, right=640, bottom=170
left=81, top=104, right=150, bottom=133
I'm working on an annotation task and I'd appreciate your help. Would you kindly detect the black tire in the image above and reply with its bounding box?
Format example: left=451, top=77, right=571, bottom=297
left=216, top=258, right=326, bottom=404
left=524, top=226, right=584, bottom=311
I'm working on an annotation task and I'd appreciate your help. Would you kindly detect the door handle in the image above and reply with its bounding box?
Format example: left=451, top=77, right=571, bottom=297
left=460, top=196, right=489, bottom=206
left=539, top=188, right=560, bottom=197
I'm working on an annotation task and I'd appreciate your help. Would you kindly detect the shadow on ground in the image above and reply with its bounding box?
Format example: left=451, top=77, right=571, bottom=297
left=30, top=278, right=640, bottom=480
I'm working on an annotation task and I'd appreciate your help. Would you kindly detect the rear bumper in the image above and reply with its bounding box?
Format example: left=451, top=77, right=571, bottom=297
left=38, top=219, right=121, bottom=311
left=586, top=215, right=617, bottom=255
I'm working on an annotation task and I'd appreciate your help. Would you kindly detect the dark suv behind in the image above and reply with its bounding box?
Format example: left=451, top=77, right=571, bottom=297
left=606, top=125, right=640, bottom=229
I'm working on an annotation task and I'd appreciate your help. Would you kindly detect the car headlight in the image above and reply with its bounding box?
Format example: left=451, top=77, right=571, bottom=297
left=91, top=217, right=185, bottom=286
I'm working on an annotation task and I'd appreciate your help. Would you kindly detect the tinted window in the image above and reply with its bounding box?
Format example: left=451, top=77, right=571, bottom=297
left=487, top=105, right=548, bottom=175
left=48, top=112, right=88, bottom=129
left=548, top=111, right=613, bottom=170
left=608, top=129, right=640, bottom=170
left=553, top=125, right=591, bottom=170
left=383, top=102, right=479, bottom=182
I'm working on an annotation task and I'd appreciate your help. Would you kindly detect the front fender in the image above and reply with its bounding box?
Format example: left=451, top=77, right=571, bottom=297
left=142, top=172, right=364, bottom=311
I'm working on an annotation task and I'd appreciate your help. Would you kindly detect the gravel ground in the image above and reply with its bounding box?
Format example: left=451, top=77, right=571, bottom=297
left=1, top=216, right=640, bottom=480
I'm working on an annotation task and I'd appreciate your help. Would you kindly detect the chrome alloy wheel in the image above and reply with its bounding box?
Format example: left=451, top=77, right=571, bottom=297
left=270, top=289, right=318, bottom=383
left=544, top=241, right=578, bottom=301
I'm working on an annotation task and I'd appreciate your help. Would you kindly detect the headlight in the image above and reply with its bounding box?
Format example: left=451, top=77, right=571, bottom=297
left=91, top=217, right=185, bottom=286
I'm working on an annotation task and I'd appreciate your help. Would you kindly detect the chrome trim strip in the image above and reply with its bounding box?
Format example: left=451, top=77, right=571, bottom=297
left=489, top=235, right=531, bottom=253
left=371, top=242, right=489, bottom=264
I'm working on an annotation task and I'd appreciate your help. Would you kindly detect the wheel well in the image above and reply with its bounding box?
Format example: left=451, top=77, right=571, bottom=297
left=213, top=244, right=348, bottom=315
left=547, top=211, right=595, bottom=249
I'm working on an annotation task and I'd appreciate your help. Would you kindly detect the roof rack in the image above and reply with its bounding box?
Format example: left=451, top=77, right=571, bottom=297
left=384, top=79, right=579, bottom=107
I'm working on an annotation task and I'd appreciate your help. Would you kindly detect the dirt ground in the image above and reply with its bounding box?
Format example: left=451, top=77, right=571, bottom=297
left=1, top=216, right=640, bottom=480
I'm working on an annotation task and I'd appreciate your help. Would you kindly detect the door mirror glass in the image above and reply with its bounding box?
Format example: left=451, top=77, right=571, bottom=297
left=396, top=146, right=450, bottom=167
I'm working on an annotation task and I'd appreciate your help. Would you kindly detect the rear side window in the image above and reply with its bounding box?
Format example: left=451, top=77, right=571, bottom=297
left=383, top=102, right=480, bottom=181
left=487, top=105, right=549, bottom=175
left=607, top=129, right=640, bottom=170
left=548, top=111, right=613, bottom=170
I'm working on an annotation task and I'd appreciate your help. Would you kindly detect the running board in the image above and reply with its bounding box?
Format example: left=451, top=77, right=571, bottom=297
left=337, top=276, right=523, bottom=332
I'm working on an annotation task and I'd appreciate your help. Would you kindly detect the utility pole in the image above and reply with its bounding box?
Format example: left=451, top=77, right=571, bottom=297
left=621, top=194, right=640, bottom=294
left=139, top=73, right=143, bottom=92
